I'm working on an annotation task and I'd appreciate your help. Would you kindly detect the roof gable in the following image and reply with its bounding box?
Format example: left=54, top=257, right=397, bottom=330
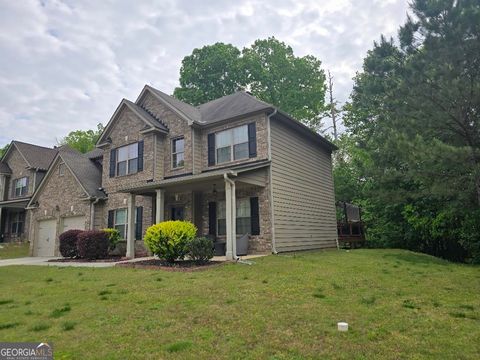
left=2, top=141, right=57, bottom=171
left=28, top=146, right=104, bottom=207
left=97, top=99, right=168, bottom=146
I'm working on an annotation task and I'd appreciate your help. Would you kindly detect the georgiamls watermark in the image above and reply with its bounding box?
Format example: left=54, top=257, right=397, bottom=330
left=0, top=343, right=53, bottom=360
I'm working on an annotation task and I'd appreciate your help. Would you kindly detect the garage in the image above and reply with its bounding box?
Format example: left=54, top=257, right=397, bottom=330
left=36, top=219, right=57, bottom=257
left=62, top=216, right=86, bottom=232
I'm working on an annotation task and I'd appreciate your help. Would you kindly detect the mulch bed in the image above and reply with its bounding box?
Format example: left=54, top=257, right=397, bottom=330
left=48, top=257, right=126, bottom=263
left=116, top=259, right=224, bottom=272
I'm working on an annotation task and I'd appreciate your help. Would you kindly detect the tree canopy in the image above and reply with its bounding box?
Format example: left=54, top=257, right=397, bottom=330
left=0, top=144, right=9, bottom=159
left=174, top=37, right=327, bottom=131
left=58, top=123, right=104, bottom=153
left=337, top=0, right=480, bottom=262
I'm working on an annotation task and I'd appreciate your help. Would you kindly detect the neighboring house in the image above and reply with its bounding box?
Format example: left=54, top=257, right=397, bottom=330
left=27, top=146, right=105, bottom=256
left=94, top=86, right=338, bottom=259
left=0, top=141, right=57, bottom=243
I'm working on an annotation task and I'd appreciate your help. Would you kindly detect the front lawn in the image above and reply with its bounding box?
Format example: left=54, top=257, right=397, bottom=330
left=0, top=242, right=29, bottom=259
left=0, top=249, right=479, bottom=359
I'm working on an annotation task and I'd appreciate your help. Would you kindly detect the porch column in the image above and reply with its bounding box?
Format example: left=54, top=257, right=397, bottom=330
left=126, top=193, right=136, bottom=258
left=155, top=189, right=165, bottom=224
left=225, top=178, right=237, bottom=260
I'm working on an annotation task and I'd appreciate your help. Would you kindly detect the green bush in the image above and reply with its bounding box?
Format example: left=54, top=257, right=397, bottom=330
left=144, top=221, right=197, bottom=263
left=188, top=237, right=214, bottom=263
left=103, top=228, right=121, bottom=251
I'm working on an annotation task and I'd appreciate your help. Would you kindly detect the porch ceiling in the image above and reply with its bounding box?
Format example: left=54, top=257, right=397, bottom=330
left=119, top=160, right=270, bottom=196
left=0, top=198, right=30, bottom=209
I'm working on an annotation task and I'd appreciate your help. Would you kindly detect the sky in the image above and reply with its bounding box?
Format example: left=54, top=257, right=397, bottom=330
left=0, top=0, right=409, bottom=147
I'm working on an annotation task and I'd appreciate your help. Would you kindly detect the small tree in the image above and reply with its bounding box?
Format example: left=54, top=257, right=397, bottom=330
left=144, top=221, right=197, bottom=263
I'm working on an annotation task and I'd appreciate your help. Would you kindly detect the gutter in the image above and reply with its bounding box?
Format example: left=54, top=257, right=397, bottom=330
left=267, top=109, right=278, bottom=254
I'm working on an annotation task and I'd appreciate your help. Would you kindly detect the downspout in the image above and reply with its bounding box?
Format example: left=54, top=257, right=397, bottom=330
left=90, top=198, right=101, bottom=230
left=267, top=108, right=278, bottom=254
left=224, top=172, right=238, bottom=261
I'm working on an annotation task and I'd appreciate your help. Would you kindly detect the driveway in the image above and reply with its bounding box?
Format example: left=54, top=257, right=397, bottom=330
left=0, top=257, right=116, bottom=268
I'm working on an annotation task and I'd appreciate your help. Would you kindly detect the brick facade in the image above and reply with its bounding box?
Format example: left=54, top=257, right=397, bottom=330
left=28, top=158, right=94, bottom=256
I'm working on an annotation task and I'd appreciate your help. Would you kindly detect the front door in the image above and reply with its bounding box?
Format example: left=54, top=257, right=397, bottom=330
left=171, top=206, right=184, bottom=221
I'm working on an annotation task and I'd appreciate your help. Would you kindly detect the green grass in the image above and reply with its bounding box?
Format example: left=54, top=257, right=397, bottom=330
left=0, top=242, right=29, bottom=259
left=0, top=249, right=479, bottom=359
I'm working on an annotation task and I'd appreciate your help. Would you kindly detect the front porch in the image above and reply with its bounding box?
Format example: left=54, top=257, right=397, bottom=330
left=0, top=198, right=30, bottom=243
left=120, top=162, right=271, bottom=260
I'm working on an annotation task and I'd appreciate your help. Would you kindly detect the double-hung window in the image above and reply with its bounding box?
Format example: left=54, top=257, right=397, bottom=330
left=217, top=198, right=251, bottom=236
left=172, top=137, right=184, bottom=169
left=114, top=209, right=127, bottom=239
left=14, top=177, right=28, bottom=197
left=11, top=212, right=25, bottom=235
left=216, top=125, right=249, bottom=164
left=117, top=143, right=138, bottom=176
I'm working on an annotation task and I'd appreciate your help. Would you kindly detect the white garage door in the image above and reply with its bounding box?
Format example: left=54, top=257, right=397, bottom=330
left=36, top=219, right=57, bottom=257
left=63, top=216, right=85, bottom=232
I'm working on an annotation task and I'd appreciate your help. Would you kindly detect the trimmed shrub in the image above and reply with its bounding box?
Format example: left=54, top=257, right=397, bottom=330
left=144, top=221, right=197, bottom=263
left=59, top=229, right=83, bottom=258
left=188, top=237, right=214, bottom=263
left=103, top=228, right=121, bottom=251
left=76, top=230, right=109, bottom=260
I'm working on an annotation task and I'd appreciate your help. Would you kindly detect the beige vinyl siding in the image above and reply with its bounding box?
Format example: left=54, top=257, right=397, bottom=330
left=270, top=119, right=337, bottom=252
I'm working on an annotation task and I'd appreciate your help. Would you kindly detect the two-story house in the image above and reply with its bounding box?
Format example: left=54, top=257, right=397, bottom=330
left=26, top=86, right=338, bottom=259
left=0, top=141, right=57, bottom=243
left=96, top=86, right=338, bottom=260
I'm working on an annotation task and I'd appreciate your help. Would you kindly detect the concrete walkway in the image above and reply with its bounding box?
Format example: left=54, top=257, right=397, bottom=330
left=0, top=253, right=269, bottom=268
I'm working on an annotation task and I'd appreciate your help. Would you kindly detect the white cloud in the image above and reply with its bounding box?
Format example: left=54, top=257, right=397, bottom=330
left=0, top=0, right=409, bottom=146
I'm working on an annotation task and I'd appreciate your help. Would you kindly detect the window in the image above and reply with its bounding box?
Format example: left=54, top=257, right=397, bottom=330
left=171, top=206, right=185, bottom=221
left=116, top=143, right=138, bottom=176
left=59, top=163, right=65, bottom=176
left=172, top=137, right=184, bottom=168
left=216, top=125, right=249, bottom=164
left=11, top=212, right=25, bottom=235
left=113, top=208, right=141, bottom=240
left=217, top=198, right=251, bottom=236
left=14, top=177, right=28, bottom=197
left=114, top=209, right=127, bottom=239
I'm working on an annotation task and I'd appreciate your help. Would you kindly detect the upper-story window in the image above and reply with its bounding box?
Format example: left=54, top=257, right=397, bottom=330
left=14, top=177, right=28, bottom=197
left=172, top=137, right=184, bottom=169
left=216, top=125, right=249, bottom=164
left=117, top=143, right=138, bottom=176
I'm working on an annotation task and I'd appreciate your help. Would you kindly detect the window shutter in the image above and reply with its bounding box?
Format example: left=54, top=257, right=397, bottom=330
left=135, top=206, right=143, bottom=240
left=250, top=197, right=260, bottom=235
left=208, top=202, right=216, bottom=235
left=25, top=177, right=29, bottom=195
left=248, top=122, right=257, bottom=158
left=109, top=148, right=116, bottom=177
left=207, top=133, right=215, bottom=166
left=107, top=210, right=114, bottom=228
left=137, top=140, right=144, bottom=172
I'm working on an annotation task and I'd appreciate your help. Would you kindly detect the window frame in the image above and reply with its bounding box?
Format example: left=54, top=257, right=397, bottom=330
left=215, top=125, right=249, bottom=165
left=171, top=137, right=185, bottom=169
left=216, top=198, right=251, bottom=236
left=11, top=211, right=25, bottom=235
left=13, top=177, right=28, bottom=197
left=114, top=208, right=128, bottom=240
left=116, top=143, right=139, bottom=177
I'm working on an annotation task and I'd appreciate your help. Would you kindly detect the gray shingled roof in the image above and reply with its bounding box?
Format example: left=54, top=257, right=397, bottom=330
left=85, top=148, right=103, bottom=159
left=197, top=91, right=273, bottom=123
left=123, top=99, right=169, bottom=132
left=146, top=85, right=202, bottom=123
left=0, top=161, right=11, bottom=174
left=58, top=146, right=104, bottom=198
left=12, top=141, right=57, bottom=170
